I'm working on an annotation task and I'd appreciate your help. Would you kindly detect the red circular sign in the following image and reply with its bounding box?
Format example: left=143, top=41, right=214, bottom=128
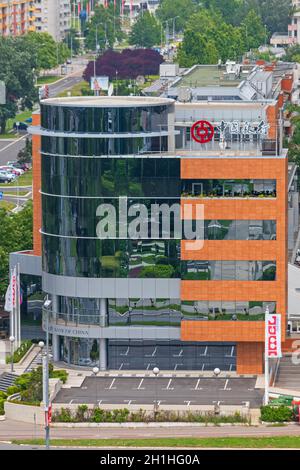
left=191, top=120, right=214, bottom=144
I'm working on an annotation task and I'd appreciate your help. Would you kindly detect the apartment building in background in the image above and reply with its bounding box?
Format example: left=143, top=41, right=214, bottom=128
left=0, top=0, right=35, bottom=36
left=33, top=0, right=71, bottom=41
left=10, top=60, right=295, bottom=375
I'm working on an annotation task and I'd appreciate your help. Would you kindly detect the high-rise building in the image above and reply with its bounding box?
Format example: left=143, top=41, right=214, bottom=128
left=33, top=0, right=71, bottom=41
left=0, top=0, right=36, bottom=36
left=11, top=61, right=293, bottom=374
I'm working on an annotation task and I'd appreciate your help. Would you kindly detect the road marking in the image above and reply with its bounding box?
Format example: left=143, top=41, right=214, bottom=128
left=193, top=378, right=203, bottom=390
left=163, top=378, right=174, bottom=390
left=124, top=400, right=136, bottom=405
left=202, top=364, right=205, bottom=371
left=120, top=347, right=130, bottom=356
left=173, top=349, right=183, bottom=357
left=69, top=399, right=74, bottom=404
left=184, top=400, right=195, bottom=406
left=146, top=347, right=157, bottom=357
left=221, top=379, right=232, bottom=391
left=106, top=378, right=116, bottom=390
left=0, top=134, right=27, bottom=154
left=135, top=378, right=145, bottom=390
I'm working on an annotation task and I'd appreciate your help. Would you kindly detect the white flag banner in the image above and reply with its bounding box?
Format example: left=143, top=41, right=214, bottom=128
left=265, top=313, right=282, bottom=358
left=4, top=283, right=12, bottom=312
left=4, top=267, right=17, bottom=312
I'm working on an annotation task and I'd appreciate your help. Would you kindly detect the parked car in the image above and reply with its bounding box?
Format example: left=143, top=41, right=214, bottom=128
left=0, top=165, right=23, bottom=176
left=7, top=161, right=29, bottom=171
left=13, top=121, right=28, bottom=131
left=0, top=171, right=15, bottom=183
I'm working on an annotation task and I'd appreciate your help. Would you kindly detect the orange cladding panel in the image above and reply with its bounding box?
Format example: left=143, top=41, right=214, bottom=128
left=32, top=113, right=41, bottom=256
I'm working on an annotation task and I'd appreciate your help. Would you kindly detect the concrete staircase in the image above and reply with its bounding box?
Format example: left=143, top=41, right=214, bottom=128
left=275, top=356, right=300, bottom=391
left=0, top=372, right=18, bottom=392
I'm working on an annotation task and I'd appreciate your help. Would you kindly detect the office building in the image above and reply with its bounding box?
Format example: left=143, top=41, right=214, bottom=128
left=11, top=61, right=292, bottom=374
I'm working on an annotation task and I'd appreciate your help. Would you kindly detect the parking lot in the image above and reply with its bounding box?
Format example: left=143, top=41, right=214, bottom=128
left=54, top=376, right=263, bottom=407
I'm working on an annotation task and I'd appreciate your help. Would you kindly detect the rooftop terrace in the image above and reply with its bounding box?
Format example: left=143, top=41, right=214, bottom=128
left=172, top=65, right=254, bottom=88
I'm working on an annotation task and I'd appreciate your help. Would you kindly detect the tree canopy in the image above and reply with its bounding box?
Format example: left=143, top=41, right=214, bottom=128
left=177, top=10, right=245, bottom=66
left=24, top=32, right=69, bottom=71
left=0, top=202, right=33, bottom=296
left=129, top=11, right=161, bottom=48
left=83, top=49, right=163, bottom=81
left=156, top=0, right=197, bottom=33
left=0, top=37, right=37, bottom=134
left=84, top=4, right=124, bottom=51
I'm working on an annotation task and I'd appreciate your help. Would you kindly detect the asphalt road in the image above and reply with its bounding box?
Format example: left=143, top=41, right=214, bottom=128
left=48, top=74, right=84, bottom=98
left=54, top=376, right=263, bottom=407
left=1, top=419, right=300, bottom=441
left=0, top=134, right=28, bottom=166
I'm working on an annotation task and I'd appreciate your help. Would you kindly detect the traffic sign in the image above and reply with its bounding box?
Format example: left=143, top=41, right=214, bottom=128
left=0, top=192, right=3, bottom=200
left=0, top=81, right=5, bottom=105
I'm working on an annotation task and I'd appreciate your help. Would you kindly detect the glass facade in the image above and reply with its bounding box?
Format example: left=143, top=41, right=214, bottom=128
left=182, top=179, right=276, bottom=198
left=42, top=155, right=180, bottom=197
left=43, top=237, right=181, bottom=278
left=186, top=220, right=276, bottom=240
left=181, top=260, right=276, bottom=281
left=55, top=296, right=276, bottom=326
left=41, top=136, right=168, bottom=157
left=60, top=338, right=236, bottom=370
left=41, top=104, right=169, bottom=133
left=181, top=300, right=276, bottom=321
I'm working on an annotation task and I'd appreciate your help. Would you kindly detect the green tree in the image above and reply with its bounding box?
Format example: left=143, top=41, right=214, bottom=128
left=129, top=12, right=161, bottom=48
left=0, top=37, right=37, bottom=134
left=84, top=4, right=124, bottom=51
left=177, top=10, right=245, bottom=66
left=17, top=138, right=32, bottom=164
left=24, top=32, right=69, bottom=71
left=0, top=202, right=33, bottom=295
left=241, top=9, right=266, bottom=50
left=156, top=0, right=197, bottom=33
left=64, top=28, right=81, bottom=56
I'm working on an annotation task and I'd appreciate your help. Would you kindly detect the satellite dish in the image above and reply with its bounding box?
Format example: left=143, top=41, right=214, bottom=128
left=136, top=75, right=145, bottom=86
left=178, top=87, right=192, bottom=103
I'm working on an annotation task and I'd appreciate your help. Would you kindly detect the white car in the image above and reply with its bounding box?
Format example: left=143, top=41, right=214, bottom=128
left=0, top=170, right=15, bottom=183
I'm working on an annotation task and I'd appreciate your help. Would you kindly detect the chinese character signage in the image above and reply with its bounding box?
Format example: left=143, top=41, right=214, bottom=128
left=265, top=314, right=282, bottom=358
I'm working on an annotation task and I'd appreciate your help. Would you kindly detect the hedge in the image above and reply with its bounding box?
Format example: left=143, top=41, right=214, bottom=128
left=6, top=340, right=32, bottom=364
left=260, top=405, right=294, bottom=422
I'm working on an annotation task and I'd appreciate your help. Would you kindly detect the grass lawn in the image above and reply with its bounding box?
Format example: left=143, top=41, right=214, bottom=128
left=0, top=133, right=19, bottom=139
left=0, top=170, right=32, bottom=188
left=6, top=110, right=33, bottom=132
left=0, top=200, right=15, bottom=211
left=11, top=436, right=300, bottom=448
left=37, top=75, right=61, bottom=86
left=58, top=80, right=90, bottom=97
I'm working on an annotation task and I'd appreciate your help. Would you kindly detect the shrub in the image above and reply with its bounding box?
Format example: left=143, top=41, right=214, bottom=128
left=0, top=391, right=7, bottom=400
left=6, top=385, right=20, bottom=396
left=51, top=369, right=68, bottom=384
left=6, top=340, right=32, bottom=364
left=53, top=407, right=74, bottom=423
left=0, top=399, right=5, bottom=415
left=260, top=405, right=294, bottom=422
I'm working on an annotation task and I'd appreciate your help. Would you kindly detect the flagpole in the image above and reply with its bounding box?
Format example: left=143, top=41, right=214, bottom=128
left=264, top=306, right=270, bottom=406
left=17, top=263, right=21, bottom=347
left=9, top=268, right=14, bottom=339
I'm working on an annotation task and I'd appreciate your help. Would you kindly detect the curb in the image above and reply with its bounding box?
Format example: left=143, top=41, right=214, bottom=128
left=51, top=422, right=251, bottom=428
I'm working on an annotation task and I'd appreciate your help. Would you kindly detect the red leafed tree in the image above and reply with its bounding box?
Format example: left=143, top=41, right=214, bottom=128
left=83, top=48, right=163, bottom=81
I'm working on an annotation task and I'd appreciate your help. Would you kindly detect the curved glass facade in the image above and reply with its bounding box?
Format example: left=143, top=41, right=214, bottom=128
left=42, top=237, right=181, bottom=278
left=41, top=104, right=169, bottom=133
left=41, top=156, right=180, bottom=197
left=41, top=136, right=168, bottom=157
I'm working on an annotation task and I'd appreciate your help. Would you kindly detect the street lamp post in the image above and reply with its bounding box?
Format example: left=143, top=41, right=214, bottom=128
left=213, top=367, right=221, bottom=415
left=9, top=336, right=15, bottom=373
left=39, top=340, right=50, bottom=449
left=92, top=366, right=99, bottom=407
left=153, top=366, right=160, bottom=419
